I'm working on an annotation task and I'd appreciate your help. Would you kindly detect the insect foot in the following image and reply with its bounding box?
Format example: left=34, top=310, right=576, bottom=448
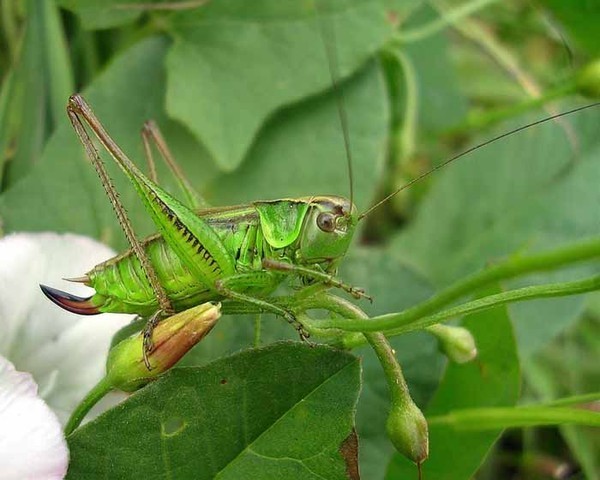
left=284, top=311, right=315, bottom=347
left=348, top=286, right=373, bottom=303
left=142, top=310, right=167, bottom=370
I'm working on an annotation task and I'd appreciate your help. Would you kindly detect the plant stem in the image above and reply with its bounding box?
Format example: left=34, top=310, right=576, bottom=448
left=65, top=375, right=113, bottom=436
left=311, top=239, right=600, bottom=333
left=428, top=406, right=600, bottom=430
left=383, top=274, right=600, bottom=336
left=536, top=392, right=600, bottom=408
left=394, top=0, right=500, bottom=44
left=445, top=83, right=577, bottom=136
left=388, top=47, right=419, bottom=162
left=294, top=294, right=411, bottom=405
left=1, top=0, right=20, bottom=62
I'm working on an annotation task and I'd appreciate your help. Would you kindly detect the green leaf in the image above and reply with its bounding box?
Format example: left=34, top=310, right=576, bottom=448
left=67, top=343, right=361, bottom=479
left=211, top=59, right=388, bottom=212
left=165, top=0, right=395, bottom=171
left=387, top=285, right=520, bottom=479
left=1, top=0, right=48, bottom=186
left=41, top=0, right=74, bottom=126
left=392, top=107, right=600, bottom=356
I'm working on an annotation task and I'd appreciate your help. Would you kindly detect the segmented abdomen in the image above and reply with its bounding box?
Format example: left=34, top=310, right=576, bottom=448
left=88, top=234, right=215, bottom=315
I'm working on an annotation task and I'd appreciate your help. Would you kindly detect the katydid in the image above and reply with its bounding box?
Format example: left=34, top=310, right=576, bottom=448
left=41, top=94, right=370, bottom=367
left=40, top=93, right=598, bottom=370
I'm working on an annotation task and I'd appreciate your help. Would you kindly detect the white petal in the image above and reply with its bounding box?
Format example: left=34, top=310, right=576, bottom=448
left=0, top=233, right=132, bottom=423
left=0, top=356, right=68, bottom=480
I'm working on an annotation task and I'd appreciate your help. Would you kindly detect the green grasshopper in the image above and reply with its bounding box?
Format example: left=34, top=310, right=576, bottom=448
left=41, top=93, right=372, bottom=367
left=40, top=92, right=596, bottom=371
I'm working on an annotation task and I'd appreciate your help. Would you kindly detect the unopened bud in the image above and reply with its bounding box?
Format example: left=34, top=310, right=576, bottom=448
left=106, top=302, right=221, bottom=392
left=576, top=58, right=600, bottom=99
left=386, top=400, right=429, bottom=465
left=427, top=324, right=477, bottom=364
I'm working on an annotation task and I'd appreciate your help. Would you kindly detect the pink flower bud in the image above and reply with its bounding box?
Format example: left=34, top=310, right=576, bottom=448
left=105, top=302, right=221, bottom=392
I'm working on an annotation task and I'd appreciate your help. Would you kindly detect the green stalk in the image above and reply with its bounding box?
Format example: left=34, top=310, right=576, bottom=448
left=355, top=275, right=600, bottom=336
left=1, top=0, right=20, bottom=62
left=310, top=239, right=600, bottom=333
left=428, top=406, right=600, bottom=430
left=65, top=376, right=113, bottom=436
left=292, top=293, right=409, bottom=404
left=389, top=48, right=419, bottom=162
left=295, top=293, right=429, bottom=463
left=445, top=83, right=577, bottom=137
left=536, top=392, right=600, bottom=408
left=394, top=0, right=500, bottom=44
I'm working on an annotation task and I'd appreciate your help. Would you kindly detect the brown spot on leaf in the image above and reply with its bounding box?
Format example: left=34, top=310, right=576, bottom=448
left=339, top=429, right=360, bottom=480
left=220, top=378, right=227, bottom=385
left=386, top=10, right=400, bottom=28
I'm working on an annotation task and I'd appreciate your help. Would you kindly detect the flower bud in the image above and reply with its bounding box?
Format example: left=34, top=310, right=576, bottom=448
left=427, top=324, right=477, bottom=364
left=105, top=302, right=221, bottom=392
left=576, top=58, right=600, bottom=99
left=386, top=400, right=429, bottom=465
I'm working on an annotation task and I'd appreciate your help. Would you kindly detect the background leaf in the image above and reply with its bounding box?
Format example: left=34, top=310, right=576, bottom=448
left=165, top=0, right=394, bottom=170
left=392, top=109, right=600, bottom=357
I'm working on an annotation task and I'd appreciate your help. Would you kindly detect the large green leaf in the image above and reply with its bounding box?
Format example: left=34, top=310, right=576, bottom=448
left=387, top=286, right=520, bottom=479
left=165, top=0, right=395, bottom=171
left=67, top=343, right=361, bottom=479
left=392, top=107, right=600, bottom=356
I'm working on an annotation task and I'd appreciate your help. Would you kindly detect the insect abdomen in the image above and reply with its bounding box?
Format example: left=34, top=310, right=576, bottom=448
left=88, top=235, right=214, bottom=315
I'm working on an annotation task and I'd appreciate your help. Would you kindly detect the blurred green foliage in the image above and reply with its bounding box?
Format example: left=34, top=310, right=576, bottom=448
left=1, top=0, right=599, bottom=478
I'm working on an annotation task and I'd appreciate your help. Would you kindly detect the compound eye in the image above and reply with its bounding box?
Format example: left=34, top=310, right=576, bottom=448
left=317, top=212, right=336, bottom=232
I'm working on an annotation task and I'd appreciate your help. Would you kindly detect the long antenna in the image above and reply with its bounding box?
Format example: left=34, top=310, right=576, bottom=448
left=358, top=102, right=600, bottom=221
left=315, top=0, right=355, bottom=209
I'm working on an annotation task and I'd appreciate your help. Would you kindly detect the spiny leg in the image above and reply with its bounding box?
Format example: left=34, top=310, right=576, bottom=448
left=68, top=98, right=236, bottom=294
left=215, top=272, right=312, bottom=342
left=67, top=95, right=174, bottom=320
left=262, top=258, right=372, bottom=301
left=140, top=120, right=208, bottom=209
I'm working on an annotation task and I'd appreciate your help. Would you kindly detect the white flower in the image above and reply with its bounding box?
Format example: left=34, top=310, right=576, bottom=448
left=0, top=233, right=131, bottom=424
left=0, top=355, right=68, bottom=479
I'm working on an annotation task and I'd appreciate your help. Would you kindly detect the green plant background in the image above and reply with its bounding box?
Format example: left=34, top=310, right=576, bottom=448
left=0, top=0, right=598, bottom=478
